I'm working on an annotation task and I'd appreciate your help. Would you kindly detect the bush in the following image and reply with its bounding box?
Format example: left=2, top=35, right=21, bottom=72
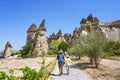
left=22, top=66, right=38, bottom=80
left=17, top=44, right=33, bottom=58
left=48, top=50, right=58, bottom=55
left=103, top=41, right=120, bottom=56
left=0, top=71, right=7, bottom=79
left=32, top=50, right=39, bottom=57
left=102, top=52, right=116, bottom=58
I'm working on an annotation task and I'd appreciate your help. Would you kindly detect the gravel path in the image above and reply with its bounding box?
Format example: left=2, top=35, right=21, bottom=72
left=48, top=61, right=91, bottom=80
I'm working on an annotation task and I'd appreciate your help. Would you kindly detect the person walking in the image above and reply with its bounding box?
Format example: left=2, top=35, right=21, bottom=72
left=65, top=55, right=73, bottom=75
left=57, top=49, right=65, bottom=76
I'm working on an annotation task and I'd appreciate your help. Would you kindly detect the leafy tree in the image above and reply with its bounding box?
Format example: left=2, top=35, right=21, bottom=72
left=71, top=31, right=106, bottom=68
left=50, top=40, right=60, bottom=50
left=18, top=44, right=33, bottom=58
left=48, top=40, right=60, bottom=55
left=58, top=41, right=70, bottom=52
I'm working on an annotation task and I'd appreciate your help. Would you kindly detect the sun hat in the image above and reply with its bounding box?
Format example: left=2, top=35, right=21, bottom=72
left=59, top=49, right=63, bottom=53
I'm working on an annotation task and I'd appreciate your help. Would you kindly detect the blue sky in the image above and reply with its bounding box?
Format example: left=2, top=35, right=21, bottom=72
left=0, top=0, right=120, bottom=51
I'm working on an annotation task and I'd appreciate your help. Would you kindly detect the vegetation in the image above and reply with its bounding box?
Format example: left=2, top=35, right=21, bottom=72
left=69, top=31, right=107, bottom=68
left=17, top=44, right=38, bottom=58
left=17, top=44, right=33, bottom=58
left=48, top=49, right=58, bottom=55
left=0, top=55, right=51, bottom=80
left=58, top=41, right=70, bottom=52
left=103, top=41, right=120, bottom=57
left=48, top=40, right=60, bottom=55
left=49, top=40, right=60, bottom=50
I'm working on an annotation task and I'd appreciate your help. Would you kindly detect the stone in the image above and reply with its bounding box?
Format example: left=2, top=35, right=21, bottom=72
left=26, top=20, right=48, bottom=55
left=4, top=41, right=13, bottom=58
left=87, top=13, right=94, bottom=22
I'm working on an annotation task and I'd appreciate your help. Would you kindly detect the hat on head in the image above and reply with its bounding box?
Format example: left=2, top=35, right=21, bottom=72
left=66, top=55, right=69, bottom=58
left=59, top=49, right=63, bottom=53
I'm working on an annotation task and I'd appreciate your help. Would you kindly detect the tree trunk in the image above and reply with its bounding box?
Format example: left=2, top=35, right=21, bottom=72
left=94, top=56, right=99, bottom=68
left=78, top=55, right=81, bottom=60
left=90, top=56, right=93, bottom=64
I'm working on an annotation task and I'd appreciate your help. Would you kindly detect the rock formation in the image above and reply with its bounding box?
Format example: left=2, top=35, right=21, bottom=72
left=27, top=23, right=37, bottom=44
left=80, top=14, right=120, bottom=41
left=56, top=29, right=65, bottom=42
left=99, top=20, right=120, bottom=41
left=4, top=41, right=13, bottom=58
left=48, top=14, right=120, bottom=47
left=64, top=33, right=72, bottom=45
left=26, top=20, right=48, bottom=55
left=48, top=32, right=56, bottom=44
left=27, top=15, right=120, bottom=53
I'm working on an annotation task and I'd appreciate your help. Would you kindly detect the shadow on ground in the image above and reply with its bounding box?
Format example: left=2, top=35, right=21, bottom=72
left=75, top=62, right=97, bottom=70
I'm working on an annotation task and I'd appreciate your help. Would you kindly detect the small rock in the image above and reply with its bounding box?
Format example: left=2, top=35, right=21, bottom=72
left=101, top=71, right=109, bottom=76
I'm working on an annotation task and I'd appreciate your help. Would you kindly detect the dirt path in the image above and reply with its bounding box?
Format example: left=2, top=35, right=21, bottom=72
left=100, top=59, right=120, bottom=69
left=84, top=58, right=120, bottom=80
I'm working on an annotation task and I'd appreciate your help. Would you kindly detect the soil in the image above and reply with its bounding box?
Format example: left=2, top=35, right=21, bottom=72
left=73, top=56, right=120, bottom=80
left=0, top=56, right=56, bottom=76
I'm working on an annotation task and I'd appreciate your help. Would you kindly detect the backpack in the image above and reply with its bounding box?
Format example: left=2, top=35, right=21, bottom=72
left=57, top=54, right=64, bottom=63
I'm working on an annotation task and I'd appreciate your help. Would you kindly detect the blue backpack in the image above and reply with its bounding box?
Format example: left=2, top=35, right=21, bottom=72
left=58, top=54, right=64, bottom=63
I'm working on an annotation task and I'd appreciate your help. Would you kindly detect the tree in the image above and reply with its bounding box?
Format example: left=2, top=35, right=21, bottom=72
left=58, top=41, right=70, bottom=52
left=18, top=44, right=33, bottom=58
left=49, top=40, right=60, bottom=50
left=48, top=40, right=60, bottom=55
left=71, top=31, right=107, bottom=68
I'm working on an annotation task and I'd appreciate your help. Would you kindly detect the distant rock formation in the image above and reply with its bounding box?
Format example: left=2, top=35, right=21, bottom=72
left=48, top=32, right=56, bottom=44
left=80, top=13, right=120, bottom=41
left=48, top=14, right=120, bottom=47
left=4, top=41, right=13, bottom=58
left=48, top=29, right=66, bottom=44
left=99, top=20, right=120, bottom=41
left=64, top=33, right=72, bottom=45
left=27, top=15, right=120, bottom=53
left=26, top=20, right=48, bottom=55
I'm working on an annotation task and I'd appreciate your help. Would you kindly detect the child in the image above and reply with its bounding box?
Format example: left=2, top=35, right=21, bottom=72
left=65, top=55, right=73, bottom=75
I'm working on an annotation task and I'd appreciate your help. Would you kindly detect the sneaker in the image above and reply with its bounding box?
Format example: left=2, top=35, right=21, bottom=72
left=59, top=74, right=61, bottom=76
left=67, top=72, right=69, bottom=75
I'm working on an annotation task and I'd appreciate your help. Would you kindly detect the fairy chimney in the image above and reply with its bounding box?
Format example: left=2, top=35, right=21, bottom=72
left=48, top=32, right=56, bottom=44
left=4, top=41, right=13, bottom=58
left=33, top=20, right=48, bottom=55
left=26, top=23, right=37, bottom=45
left=56, top=29, right=65, bottom=42
left=26, top=20, right=48, bottom=55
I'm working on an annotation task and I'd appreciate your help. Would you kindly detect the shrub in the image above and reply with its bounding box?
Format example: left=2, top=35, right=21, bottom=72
left=103, top=41, right=120, bottom=56
left=0, top=71, right=7, bottom=79
left=22, top=66, right=38, bottom=80
left=32, top=50, right=39, bottom=57
left=17, top=44, right=32, bottom=58
left=48, top=49, right=58, bottom=55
